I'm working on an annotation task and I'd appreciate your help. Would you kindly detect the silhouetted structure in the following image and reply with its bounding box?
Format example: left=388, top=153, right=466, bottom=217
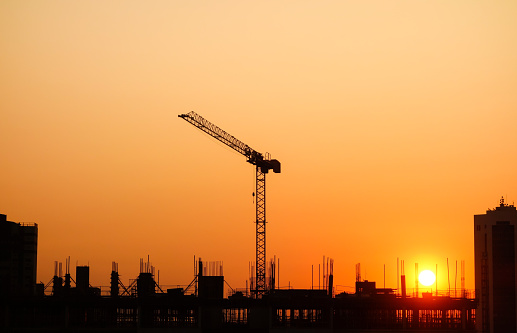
left=179, top=111, right=281, bottom=297
left=475, top=197, right=517, bottom=333
left=2, top=260, right=477, bottom=332
left=0, top=203, right=482, bottom=332
left=0, top=213, right=38, bottom=298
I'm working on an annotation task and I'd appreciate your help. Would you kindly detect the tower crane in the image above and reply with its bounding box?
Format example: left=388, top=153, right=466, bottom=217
left=179, top=111, right=280, bottom=296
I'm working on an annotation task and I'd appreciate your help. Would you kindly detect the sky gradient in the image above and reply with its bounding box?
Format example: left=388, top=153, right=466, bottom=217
left=2, top=0, right=517, bottom=294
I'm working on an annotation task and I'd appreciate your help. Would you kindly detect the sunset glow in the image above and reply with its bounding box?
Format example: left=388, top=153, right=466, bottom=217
left=1, top=0, right=517, bottom=293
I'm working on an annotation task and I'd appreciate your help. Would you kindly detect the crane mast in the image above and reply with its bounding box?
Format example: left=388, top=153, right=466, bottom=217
left=179, top=111, right=280, bottom=296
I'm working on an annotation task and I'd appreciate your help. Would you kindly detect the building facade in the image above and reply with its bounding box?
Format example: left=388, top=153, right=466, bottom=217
left=0, top=214, right=38, bottom=297
left=474, top=198, right=517, bottom=332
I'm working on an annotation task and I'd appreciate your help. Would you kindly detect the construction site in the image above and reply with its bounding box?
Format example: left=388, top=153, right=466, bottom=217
left=0, top=113, right=482, bottom=332
left=2, top=257, right=477, bottom=332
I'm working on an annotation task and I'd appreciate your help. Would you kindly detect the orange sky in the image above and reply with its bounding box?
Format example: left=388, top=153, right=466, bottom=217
left=1, top=0, right=517, bottom=294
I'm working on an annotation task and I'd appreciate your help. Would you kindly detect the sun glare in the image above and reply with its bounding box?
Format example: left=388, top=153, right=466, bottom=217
left=418, top=270, right=436, bottom=286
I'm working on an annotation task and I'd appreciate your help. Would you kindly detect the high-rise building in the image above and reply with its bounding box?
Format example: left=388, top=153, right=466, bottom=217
left=0, top=214, right=38, bottom=297
left=475, top=197, right=517, bottom=332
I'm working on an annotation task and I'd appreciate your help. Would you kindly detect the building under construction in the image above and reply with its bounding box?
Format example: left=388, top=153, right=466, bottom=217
left=1, top=257, right=477, bottom=332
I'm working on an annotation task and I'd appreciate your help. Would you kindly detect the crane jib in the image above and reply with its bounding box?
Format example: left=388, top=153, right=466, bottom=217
left=179, top=112, right=280, bottom=173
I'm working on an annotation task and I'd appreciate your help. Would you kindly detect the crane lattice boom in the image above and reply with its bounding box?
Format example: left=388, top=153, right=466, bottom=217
left=179, top=111, right=280, bottom=174
left=179, top=111, right=280, bottom=296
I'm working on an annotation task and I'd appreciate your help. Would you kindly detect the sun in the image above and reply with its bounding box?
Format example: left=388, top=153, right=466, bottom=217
left=418, top=270, right=436, bottom=286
